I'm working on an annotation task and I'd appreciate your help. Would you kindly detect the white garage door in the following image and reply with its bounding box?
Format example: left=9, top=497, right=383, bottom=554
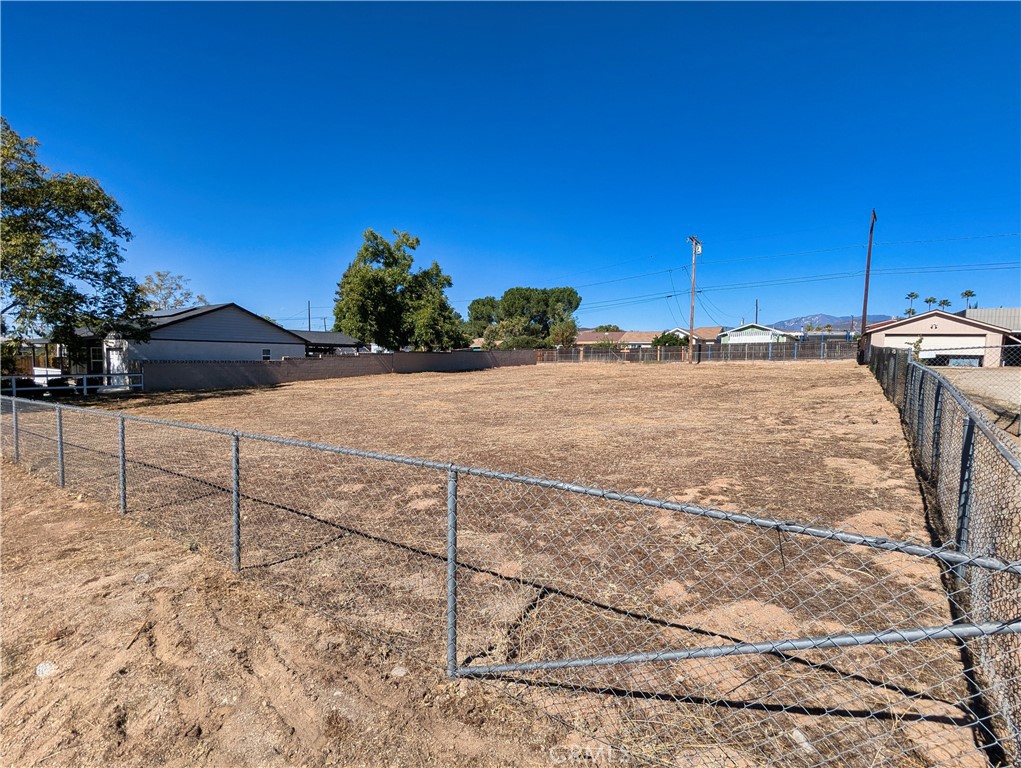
left=884, top=334, right=986, bottom=358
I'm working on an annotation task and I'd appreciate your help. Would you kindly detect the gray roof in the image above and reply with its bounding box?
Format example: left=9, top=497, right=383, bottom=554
left=142, top=303, right=233, bottom=326
left=73, top=303, right=307, bottom=344
left=956, top=308, right=1021, bottom=333
left=288, top=329, right=362, bottom=347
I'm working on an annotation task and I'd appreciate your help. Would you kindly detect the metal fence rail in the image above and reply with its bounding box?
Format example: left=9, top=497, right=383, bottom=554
left=2, top=393, right=1019, bottom=766
left=0, top=372, right=144, bottom=397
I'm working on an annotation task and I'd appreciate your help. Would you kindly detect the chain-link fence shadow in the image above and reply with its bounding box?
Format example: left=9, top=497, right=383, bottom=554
left=2, top=393, right=1019, bottom=766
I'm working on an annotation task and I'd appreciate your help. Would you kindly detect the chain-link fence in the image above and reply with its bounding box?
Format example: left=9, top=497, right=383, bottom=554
left=539, top=341, right=858, bottom=364
left=2, top=393, right=1019, bottom=766
left=870, top=346, right=1021, bottom=764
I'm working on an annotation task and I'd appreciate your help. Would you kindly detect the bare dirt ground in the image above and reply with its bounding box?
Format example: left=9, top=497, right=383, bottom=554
left=1, top=465, right=561, bottom=767
left=99, top=360, right=921, bottom=526
left=1, top=361, right=994, bottom=766
left=938, top=366, right=1021, bottom=439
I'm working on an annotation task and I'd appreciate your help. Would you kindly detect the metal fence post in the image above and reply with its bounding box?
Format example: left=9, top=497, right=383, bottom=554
left=12, top=397, right=19, bottom=463
left=119, top=417, right=127, bottom=514
left=232, top=433, right=241, bottom=572
left=953, top=415, right=976, bottom=582
left=56, top=406, right=65, bottom=487
left=930, top=381, right=944, bottom=478
left=891, top=352, right=899, bottom=405
left=906, top=365, right=916, bottom=424
left=915, top=368, right=926, bottom=447
left=446, top=467, right=459, bottom=678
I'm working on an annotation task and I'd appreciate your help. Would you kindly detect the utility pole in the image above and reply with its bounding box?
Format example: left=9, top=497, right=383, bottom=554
left=859, top=210, right=877, bottom=341
left=308, top=300, right=312, bottom=332
left=755, top=299, right=759, bottom=325
left=687, top=235, right=701, bottom=364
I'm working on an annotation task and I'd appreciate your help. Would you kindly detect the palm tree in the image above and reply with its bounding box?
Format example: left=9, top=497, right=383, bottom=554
left=961, top=289, right=976, bottom=309
left=906, top=291, right=919, bottom=311
left=924, top=296, right=937, bottom=310
left=904, top=307, right=917, bottom=317
left=938, top=298, right=952, bottom=311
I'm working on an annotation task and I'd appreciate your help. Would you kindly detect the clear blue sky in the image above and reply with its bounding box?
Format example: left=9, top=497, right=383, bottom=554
left=2, top=2, right=1018, bottom=331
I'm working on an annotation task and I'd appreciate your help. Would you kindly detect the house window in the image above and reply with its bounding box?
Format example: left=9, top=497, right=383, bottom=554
left=90, top=346, right=103, bottom=366
left=262, top=348, right=271, bottom=361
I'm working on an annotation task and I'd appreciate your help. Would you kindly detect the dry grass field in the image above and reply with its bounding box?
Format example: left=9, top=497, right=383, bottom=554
left=1, top=361, right=996, bottom=766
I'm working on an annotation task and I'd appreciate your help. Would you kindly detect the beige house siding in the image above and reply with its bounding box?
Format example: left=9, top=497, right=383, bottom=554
left=866, top=312, right=1010, bottom=366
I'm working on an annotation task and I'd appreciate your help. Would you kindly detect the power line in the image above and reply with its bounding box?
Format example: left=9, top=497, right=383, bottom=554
left=695, top=291, right=722, bottom=327
left=575, top=261, right=1019, bottom=314
left=875, top=232, right=1020, bottom=246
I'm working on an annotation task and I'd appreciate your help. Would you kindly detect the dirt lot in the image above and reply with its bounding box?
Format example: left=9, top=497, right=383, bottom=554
left=1, top=465, right=561, bottom=767
left=98, top=360, right=920, bottom=523
left=0, top=361, right=995, bottom=766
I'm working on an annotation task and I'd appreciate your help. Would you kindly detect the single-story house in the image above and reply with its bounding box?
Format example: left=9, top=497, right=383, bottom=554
left=718, top=323, right=796, bottom=345
left=575, top=330, right=628, bottom=347
left=795, top=330, right=855, bottom=343
left=665, top=326, right=725, bottom=345
left=619, top=331, right=660, bottom=349
left=288, top=329, right=365, bottom=356
left=863, top=310, right=1015, bottom=367
left=575, top=330, right=668, bottom=349
left=75, top=303, right=309, bottom=374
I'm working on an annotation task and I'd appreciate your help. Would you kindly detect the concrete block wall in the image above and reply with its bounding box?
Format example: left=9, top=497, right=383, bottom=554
left=142, top=350, right=536, bottom=392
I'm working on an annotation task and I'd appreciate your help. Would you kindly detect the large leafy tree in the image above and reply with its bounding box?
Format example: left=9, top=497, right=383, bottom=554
left=333, top=229, right=467, bottom=351
left=465, top=296, right=500, bottom=339
left=1, top=118, right=149, bottom=358
left=469, top=286, right=581, bottom=348
left=141, top=271, right=208, bottom=311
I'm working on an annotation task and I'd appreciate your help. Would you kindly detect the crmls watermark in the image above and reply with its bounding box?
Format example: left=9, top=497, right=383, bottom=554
left=548, top=744, right=632, bottom=764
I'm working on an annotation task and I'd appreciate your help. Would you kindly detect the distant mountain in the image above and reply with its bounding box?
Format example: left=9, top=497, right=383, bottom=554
left=768, top=313, right=896, bottom=332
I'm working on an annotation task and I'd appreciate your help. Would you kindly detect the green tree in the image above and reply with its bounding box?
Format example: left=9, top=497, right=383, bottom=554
left=593, top=324, right=622, bottom=333
left=548, top=318, right=578, bottom=347
left=960, top=289, right=976, bottom=309
left=904, top=307, right=917, bottom=317
left=937, top=298, right=952, bottom=311
left=923, top=296, right=937, bottom=310
left=465, top=296, right=499, bottom=338
left=905, top=291, right=919, bottom=311
left=333, top=229, right=466, bottom=351
left=1, top=117, right=150, bottom=359
left=651, top=331, right=686, bottom=346
left=404, top=261, right=469, bottom=350
left=482, top=316, right=553, bottom=350
left=467, top=286, right=581, bottom=343
left=141, top=271, right=208, bottom=311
